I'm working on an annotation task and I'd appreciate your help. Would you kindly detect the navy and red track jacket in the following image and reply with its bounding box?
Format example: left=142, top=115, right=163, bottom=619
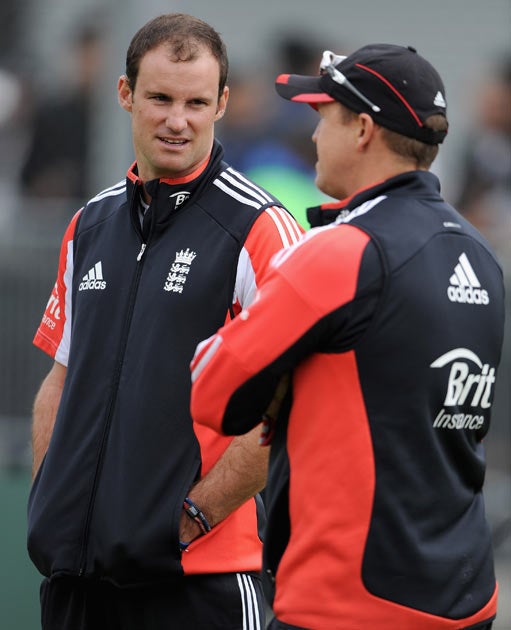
left=29, top=141, right=303, bottom=585
left=191, top=171, right=505, bottom=629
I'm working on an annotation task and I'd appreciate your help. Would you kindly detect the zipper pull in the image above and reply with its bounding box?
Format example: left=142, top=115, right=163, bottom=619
left=137, top=243, right=146, bottom=261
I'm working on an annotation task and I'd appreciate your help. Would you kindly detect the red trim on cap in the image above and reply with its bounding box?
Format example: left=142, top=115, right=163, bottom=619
left=292, top=94, right=335, bottom=104
left=355, top=63, right=423, bottom=127
left=276, top=74, right=334, bottom=104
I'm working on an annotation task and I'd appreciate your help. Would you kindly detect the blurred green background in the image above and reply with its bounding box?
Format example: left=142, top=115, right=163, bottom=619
left=1, top=472, right=40, bottom=628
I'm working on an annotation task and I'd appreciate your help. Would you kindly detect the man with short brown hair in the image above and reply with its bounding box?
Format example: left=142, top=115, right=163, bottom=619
left=28, top=13, right=303, bottom=629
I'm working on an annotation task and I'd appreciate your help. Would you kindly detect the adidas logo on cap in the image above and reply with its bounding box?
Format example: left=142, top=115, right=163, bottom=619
left=434, top=91, right=446, bottom=107
left=447, top=253, right=488, bottom=305
left=79, top=261, right=107, bottom=291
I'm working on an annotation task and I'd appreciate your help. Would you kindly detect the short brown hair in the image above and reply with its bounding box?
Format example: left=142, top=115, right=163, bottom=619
left=125, top=13, right=228, bottom=98
left=380, top=115, right=448, bottom=169
left=335, top=104, right=447, bottom=169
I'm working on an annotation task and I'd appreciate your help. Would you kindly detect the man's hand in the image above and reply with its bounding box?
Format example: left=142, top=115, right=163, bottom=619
left=179, top=374, right=291, bottom=545
left=178, top=423, right=269, bottom=544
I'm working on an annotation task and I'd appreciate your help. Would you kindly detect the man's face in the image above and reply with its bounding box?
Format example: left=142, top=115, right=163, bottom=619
left=313, top=102, right=358, bottom=200
left=118, top=44, right=228, bottom=181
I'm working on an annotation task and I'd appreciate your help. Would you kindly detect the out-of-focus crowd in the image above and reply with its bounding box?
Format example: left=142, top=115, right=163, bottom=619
left=1, top=6, right=510, bottom=253
left=1, top=4, right=510, bottom=457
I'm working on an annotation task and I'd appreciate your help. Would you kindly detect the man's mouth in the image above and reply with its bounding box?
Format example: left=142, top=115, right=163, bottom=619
left=160, top=137, right=188, bottom=146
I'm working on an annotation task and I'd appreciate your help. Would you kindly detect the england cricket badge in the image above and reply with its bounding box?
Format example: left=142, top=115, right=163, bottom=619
left=163, top=248, right=197, bottom=294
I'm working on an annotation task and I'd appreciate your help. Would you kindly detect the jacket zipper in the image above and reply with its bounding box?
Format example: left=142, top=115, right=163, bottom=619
left=78, top=202, right=150, bottom=576
left=137, top=243, right=146, bottom=261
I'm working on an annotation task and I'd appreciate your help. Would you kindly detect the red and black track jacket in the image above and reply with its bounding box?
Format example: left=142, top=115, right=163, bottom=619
left=191, top=171, right=505, bottom=629
left=28, top=141, right=303, bottom=585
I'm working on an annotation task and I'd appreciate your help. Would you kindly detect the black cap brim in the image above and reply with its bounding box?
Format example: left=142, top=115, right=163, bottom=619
left=275, top=73, right=335, bottom=106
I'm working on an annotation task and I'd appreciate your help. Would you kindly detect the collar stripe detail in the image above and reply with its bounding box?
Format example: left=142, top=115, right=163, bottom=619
left=355, top=63, right=423, bottom=127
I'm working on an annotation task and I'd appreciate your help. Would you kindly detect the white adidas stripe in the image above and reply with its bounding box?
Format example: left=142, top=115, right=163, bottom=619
left=214, top=178, right=262, bottom=209
left=94, top=261, right=104, bottom=280
left=216, top=169, right=302, bottom=247
left=226, top=167, right=274, bottom=204
left=450, top=253, right=481, bottom=288
left=89, top=180, right=126, bottom=203
left=82, top=261, right=104, bottom=282
left=191, top=335, right=223, bottom=383
left=337, top=195, right=387, bottom=223
left=459, top=252, right=480, bottom=287
left=215, top=167, right=287, bottom=209
left=221, top=170, right=269, bottom=205
left=236, top=573, right=261, bottom=630
left=451, top=263, right=470, bottom=287
left=271, top=205, right=302, bottom=242
left=265, top=205, right=300, bottom=248
left=54, top=239, right=74, bottom=367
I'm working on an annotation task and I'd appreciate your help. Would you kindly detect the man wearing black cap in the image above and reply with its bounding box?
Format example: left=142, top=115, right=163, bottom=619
left=190, top=44, right=504, bottom=629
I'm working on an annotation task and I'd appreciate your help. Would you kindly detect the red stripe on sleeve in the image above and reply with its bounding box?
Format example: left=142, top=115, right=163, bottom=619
left=33, top=210, right=81, bottom=358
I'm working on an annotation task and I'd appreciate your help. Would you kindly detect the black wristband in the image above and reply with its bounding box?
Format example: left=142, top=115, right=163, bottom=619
left=183, top=497, right=212, bottom=535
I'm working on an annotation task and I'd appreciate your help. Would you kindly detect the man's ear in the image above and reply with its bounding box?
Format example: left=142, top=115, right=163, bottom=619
left=356, top=113, right=376, bottom=150
left=118, top=75, right=133, bottom=113
left=214, top=86, right=229, bottom=122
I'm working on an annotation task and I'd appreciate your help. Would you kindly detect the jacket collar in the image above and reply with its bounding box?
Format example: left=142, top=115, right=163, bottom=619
left=125, top=140, right=226, bottom=231
left=307, top=170, right=442, bottom=228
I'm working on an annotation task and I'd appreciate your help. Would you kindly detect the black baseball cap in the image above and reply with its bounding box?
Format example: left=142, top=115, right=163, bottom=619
left=275, top=43, right=448, bottom=145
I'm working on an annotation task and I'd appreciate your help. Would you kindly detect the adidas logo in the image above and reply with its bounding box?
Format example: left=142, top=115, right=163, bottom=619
left=79, top=261, right=107, bottom=291
left=434, top=91, right=446, bottom=108
left=447, top=253, right=489, bottom=305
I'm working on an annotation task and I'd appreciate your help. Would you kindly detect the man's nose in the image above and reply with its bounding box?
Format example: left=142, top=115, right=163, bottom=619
left=165, top=105, right=187, bottom=132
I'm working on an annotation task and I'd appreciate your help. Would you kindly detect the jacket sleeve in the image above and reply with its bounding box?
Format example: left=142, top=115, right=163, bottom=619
left=33, top=210, right=82, bottom=365
left=190, top=223, right=371, bottom=435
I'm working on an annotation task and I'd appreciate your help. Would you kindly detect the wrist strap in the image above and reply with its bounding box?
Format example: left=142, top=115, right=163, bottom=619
left=259, top=413, right=276, bottom=446
left=183, top=497, right=212, bottom=535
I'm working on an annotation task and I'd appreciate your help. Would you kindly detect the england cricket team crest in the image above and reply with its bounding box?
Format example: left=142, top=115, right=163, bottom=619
left=164, top=248, right=197, bottom=293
